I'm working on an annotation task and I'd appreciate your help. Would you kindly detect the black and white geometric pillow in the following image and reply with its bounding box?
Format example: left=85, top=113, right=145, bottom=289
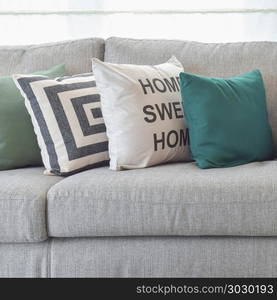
left=13, top=73, right=109, bottom=176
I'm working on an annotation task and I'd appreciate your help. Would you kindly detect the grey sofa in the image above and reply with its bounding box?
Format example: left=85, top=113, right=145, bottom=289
left=1, top=37, right=277, bottom=278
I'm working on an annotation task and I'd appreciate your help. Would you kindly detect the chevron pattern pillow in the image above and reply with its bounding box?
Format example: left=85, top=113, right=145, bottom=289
left=14, top=73, right=109, bottom=176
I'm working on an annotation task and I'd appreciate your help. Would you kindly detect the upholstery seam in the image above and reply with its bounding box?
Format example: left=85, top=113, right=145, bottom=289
left=49, top=196, right=277, bottom=205
left=47, top=238, right=53, bottom=278
left=0, top=236, right=47, bottom=243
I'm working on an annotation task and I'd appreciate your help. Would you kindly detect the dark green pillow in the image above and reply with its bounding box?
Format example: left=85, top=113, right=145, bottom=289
left=0, top=64, right=65, bottom=170
left=179, top=70, right=274, bottom=169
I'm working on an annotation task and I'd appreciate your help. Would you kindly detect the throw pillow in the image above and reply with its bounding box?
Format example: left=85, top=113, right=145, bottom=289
left=14, top=73, right=109, bottom=176
left=0, top=64, right=65, bottom=170
left=92, top=57, right=190, bottom=171
left=179, top=70, right=274, bottom=168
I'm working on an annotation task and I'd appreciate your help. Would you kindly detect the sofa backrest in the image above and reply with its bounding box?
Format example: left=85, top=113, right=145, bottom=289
left=105, top=37, right=277, bottom=152
left=0, top=38, right=104, bottom=76
left=1, top=36, right=277, bottom=152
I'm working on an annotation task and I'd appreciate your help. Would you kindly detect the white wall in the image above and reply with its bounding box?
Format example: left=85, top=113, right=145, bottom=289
left=0, top=0, right=277, bottom=45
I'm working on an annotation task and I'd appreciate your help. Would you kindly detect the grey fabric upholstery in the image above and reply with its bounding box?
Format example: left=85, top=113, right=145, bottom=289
left=51, top=237, right=277, bottom=278
left=0, top=241, right=48, bottom=278
left=105, top=37, right=277, bottom=152
left=0, top=167, right=62, bottom=243
left=0, top=38, right=104, bottom=76
left=48, top=161, right=277, bottom=237
left=1, top=237, right=277, bottom=277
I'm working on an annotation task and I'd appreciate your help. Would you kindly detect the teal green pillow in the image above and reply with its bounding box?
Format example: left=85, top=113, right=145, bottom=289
left=0, top=64, right=65, bottom=170
left=179, top=70, right=274, bottom=169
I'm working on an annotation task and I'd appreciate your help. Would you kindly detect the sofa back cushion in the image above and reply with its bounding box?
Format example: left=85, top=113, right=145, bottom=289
left=105, top=37, right=277, bottom=153
left=0, top=38, right=105, bottom=76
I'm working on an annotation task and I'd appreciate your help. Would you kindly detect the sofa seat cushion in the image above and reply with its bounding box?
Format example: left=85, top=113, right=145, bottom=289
left=0, top=167, right=62, bottom=243
left=47, top=161, right=277, bottom=237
